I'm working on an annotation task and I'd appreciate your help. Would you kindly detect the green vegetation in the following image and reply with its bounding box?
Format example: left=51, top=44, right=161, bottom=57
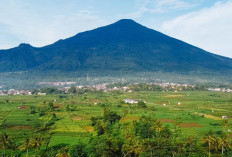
left=0, top=90, right=232, bottom=156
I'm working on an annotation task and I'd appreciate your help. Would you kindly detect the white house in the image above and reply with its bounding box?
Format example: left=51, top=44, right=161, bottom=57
left=222, top=116, right=228, bottom=119
left=38, top=92, right=46, bottom=96
left=124, top=99, right=141, bottom=104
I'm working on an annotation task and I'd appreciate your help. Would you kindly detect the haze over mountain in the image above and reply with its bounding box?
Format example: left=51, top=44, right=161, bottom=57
left=0, top=19, right=232, bottom=77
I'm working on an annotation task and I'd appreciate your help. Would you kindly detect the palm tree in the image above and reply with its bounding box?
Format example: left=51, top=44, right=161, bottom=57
left=42, top=135, right=51, bottom=157
left=19, top=137, right=31, bottom=157
left=218, top=135, right=231, bottom=156
left=31, top=136, right=43, bottom=157
left=155, top=121, right=163, bottom=132
left=0, top=132, right=10, bottom=157
left=8, top=139, right=17, bottom=157
left=222, top=119, right=229, bottom=128
left=56, top=147, right=69, bottom=157
left=185, top=136, right=195, bottom=155
left=202, top=132, right=215, bottom=157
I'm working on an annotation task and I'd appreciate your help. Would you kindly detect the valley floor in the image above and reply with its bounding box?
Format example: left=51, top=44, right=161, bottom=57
left=0, top=91, right=231, bottom=156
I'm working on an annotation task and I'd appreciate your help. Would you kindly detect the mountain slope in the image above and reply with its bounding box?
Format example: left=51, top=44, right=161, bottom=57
left=0, top=19, right=232, bottom=74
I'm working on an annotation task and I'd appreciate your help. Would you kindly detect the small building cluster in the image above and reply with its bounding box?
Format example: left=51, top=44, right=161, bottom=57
left=153, top=83, right=194, bottom=89
left=208, top=88, right=232, bottom=93
left=0, top=89, right=32, bottom=96
left=39, top=81, right=76, bottom=86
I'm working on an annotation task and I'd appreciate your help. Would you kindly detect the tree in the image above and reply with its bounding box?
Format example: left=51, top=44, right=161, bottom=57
left=222, top=119, right=229, bottom=128
left=154, top=120, right=163, bottom=132
left=103, top=108, right=121, bottom=125
left=86, top=135, right=123, bottom=157
left=122, top=135, right=143, bottom=157
left=68, top=86, right=77, bottom=94
left=0, top=132, right=10, bottom=157
left=69, top=142, right=87, bottom=157
left=40, top=87, right=60, bottom=94
left=137, top=101, right=147, bottom=108
left=8, top=139, right=17, bottom=157
left=51, top=113, right=58, bottom=121
left=56, top=146, right=69, bottom=157
left=133, top=116, right=154, bottom=139
left=42, top=135, right=52, bottom=157
left=19, top=137, right=31, bottom=157
left=218, top=134, right=231, bottom=156
left=202, top=131, right=215, bottom=157
left=65, top=104, right=70, bottom=111
left=95, top=121, right=105, bottom=136
left=31, top=136, right=43, bottom=156
left=48, top=101, right=54, bottom=111
left=184, top=136, right=200, bottom=156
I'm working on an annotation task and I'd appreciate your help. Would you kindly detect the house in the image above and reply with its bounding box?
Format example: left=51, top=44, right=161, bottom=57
left=38, top=92, right=46, bottom=96
left=113, top=87, right=120, bottom=90
left=122, top=86, right=129, bottom=90
left=0, top=90, right=6, bottom=96
left=222, top=116, right=228, bottom=119
left=124, top=99, right=141, bottom=104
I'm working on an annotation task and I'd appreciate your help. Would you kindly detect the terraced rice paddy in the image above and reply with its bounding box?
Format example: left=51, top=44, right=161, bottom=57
left=0, top=91, right=231, bottom=146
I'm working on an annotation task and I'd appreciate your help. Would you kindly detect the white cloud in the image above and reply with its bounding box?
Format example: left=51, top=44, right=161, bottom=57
left=0, top=1, right=106, bottom=48
left=161, top=1, right=232, bottom=58
left=125, top=0, right=149, bottom=18
left=149, top=0, right=197, bottom=13
left=126, top=0, right=197, bottom=18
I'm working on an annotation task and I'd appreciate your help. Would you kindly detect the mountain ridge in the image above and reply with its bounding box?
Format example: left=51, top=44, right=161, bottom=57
left=0, top=19, right=232, bottom=76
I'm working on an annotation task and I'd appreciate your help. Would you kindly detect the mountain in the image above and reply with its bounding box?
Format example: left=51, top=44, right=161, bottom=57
left=1, top=19, right=232, bottom=76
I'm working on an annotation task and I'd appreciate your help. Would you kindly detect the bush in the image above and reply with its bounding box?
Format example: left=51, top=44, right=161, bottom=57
left=103, top=108, right=121, bottom=124
left=30, top=109, right=36, bottom=114
left=70, top=142, right=87, bottom=157
left=51, top=113, right=58, bottom=121
left=117, top=104, right=122, bottom=108
left=97, top=103, right=106, bottom=107
left=90, top=117, right=102, bottom=126
left=68, top=86, right=77, bottom=94
left=48, top=101, right=54, bottom=111
left=137, top=101, right=147, bottom=108
left=40, top=87, right=61, bottom=94
left=66, top=104, right=78, bottom=111
left=39, top=111, right=45, bottom=116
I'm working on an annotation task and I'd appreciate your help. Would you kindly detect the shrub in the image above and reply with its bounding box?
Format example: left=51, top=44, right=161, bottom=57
left=70, top=142, right=87, bottom=157
left=137, top=101, right=147, bottom=108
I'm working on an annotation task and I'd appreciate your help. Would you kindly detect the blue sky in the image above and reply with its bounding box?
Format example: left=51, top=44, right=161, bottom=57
left=0, top=0, right=232, bottom=57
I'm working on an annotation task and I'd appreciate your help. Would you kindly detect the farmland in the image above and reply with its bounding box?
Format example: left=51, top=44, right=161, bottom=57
left=0, top=90, right=232, bottom=156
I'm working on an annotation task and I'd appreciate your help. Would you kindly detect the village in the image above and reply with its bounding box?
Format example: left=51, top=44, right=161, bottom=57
left=1, top=82, right=232, bottom=96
